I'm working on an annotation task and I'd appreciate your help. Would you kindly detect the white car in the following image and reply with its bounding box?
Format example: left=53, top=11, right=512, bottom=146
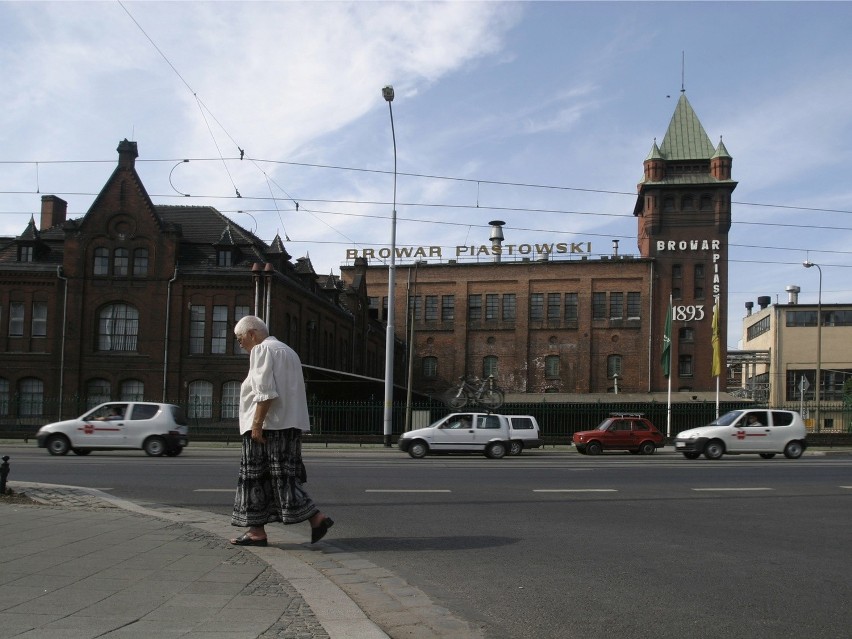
left=399, top=412, right=518, bottom=459
left=674, top=409, right=807, bottom=460
left=36, top=402, right=189, bottom=457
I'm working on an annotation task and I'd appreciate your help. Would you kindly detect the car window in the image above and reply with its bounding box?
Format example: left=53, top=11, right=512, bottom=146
left=510, top=417, right=533, bottom=430
left=613, top=420, right=631, bottom=431
left=129, top=404, right=159, bottom=421
left=634, top=421, right=650, bottom=431
left=771, top=411, right=794, bottom=427
left=715, top=411, right=744, bottom=426
left=478, top=415, right=501, bottom=429
left=742, top=411, right=768, bottom=427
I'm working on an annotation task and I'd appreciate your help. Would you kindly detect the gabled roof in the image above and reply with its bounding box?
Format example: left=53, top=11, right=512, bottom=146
left=17, top=216, right=40, bottom=241
left=659, top=94, right=715, bottom=161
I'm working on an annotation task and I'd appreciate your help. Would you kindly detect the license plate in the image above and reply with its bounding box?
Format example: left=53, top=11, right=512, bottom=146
left=675, top=441, right=684, bottom=448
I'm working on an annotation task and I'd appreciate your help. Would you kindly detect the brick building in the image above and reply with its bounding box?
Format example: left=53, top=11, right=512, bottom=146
left=0, top=139, right=390, bottom=423
left=342, top=94, right=736, bottom=398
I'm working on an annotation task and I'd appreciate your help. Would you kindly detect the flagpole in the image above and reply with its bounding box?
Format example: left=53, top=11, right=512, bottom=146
left=664, top=295, right=672, bottom=439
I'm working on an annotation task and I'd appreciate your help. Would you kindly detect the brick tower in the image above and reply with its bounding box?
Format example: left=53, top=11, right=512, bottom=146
left=634, top=93, right=737, bottom=392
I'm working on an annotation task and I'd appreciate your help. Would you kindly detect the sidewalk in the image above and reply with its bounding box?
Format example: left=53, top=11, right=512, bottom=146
left=0, top=483, right=481, bottom=639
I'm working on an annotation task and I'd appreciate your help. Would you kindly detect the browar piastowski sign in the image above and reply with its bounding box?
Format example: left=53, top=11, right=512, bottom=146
left=346, top=241, right=594, bottom=262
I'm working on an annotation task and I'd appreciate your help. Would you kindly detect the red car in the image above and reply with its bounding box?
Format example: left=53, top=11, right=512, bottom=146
left=573, top=414, right=664, bottom=455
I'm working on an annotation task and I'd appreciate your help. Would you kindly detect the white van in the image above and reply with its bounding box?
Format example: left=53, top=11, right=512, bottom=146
left=674, top=409, right=807, bottom=460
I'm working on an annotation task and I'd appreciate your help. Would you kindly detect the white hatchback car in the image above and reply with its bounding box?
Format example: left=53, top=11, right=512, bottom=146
left=36, top=402, right=189, bottom=457
left=674, top=409, right=807, bottom=460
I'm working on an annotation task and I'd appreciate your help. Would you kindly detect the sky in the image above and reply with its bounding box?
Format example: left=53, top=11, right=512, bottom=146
left=2, top=1, right=851, bottom=350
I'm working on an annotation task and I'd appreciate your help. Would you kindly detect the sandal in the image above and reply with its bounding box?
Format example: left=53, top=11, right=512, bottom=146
left=231, top=532, right=268, bottom=547
left=311, top=517, right=334, bottom=544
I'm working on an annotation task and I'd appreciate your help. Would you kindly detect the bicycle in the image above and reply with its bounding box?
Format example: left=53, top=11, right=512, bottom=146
left=443, top=375, right=505, bottom=410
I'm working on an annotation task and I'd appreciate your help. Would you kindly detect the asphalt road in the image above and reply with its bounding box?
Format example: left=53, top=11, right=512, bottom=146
left=5, top=444, right=852, bottom=639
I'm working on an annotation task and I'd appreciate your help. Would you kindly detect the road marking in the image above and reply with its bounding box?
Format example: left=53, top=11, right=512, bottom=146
left=840, top=486, right=852, bottom=490
left=194, top=489, right=235, bottom=492
left=692, top=487, right=773, bottom=492
left=365, top=489, right=451, bottom=493
left=533, top=489, right=617, bottom=493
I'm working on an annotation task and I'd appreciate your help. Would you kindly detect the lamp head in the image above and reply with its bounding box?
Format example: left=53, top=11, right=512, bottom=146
left=803, top=260, right=813, bottom=268
left=382, top=85, right=395, bottom=102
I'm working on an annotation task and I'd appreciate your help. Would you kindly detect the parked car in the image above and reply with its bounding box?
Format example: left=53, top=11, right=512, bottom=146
left=674, top=409, right=807, bottom=460
left=36, top=402, right=189, bottom=457
left=573, top=413, right=664, bottom=455
left=506, top=415, right=542, bottom=455
left=398, top=412, right=521, bottom=459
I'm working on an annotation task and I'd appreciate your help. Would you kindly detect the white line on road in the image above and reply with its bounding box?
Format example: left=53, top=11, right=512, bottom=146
left=840, top=486, right=852, bottom=489
left=365, top=489, right=451, bottom=493
left=692, top=487, right=773, bottom=492
left=194, top=489, right=235, bottom=492
left=533, top=489, right=617, bottom=493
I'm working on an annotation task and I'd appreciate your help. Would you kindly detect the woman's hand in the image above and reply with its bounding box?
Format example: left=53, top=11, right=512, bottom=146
left=251, top=425, right=266, bottom=444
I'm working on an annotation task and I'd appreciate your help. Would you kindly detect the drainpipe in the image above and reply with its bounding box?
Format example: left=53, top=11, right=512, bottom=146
left=56, top=266, right=68, bottom=419
left=162, top=267, right=178, bottom=401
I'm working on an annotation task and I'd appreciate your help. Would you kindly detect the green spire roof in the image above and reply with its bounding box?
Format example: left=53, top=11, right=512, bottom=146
left=659, top=94, right=715, bottom=161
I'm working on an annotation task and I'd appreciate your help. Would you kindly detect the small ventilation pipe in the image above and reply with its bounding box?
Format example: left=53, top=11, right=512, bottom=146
left=489, top=220, right=505, bottom=263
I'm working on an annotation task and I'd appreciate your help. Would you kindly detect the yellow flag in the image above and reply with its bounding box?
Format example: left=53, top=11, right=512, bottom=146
left=711, top=302, right=721, bottom=377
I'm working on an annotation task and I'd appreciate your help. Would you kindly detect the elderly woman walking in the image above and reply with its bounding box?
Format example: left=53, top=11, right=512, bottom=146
left=230, top=315, right=333, bottom=546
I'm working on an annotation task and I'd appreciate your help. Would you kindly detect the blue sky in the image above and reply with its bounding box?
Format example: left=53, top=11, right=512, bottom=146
left=2, top=1, right=851, bottom=349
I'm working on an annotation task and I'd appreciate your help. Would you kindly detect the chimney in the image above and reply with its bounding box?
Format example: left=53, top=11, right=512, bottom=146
left=117, top=139, right=138, bottom=169
left=786, top=285, right=801, bottom=305
left=489, top=220, right=505, bottom=263
left=745, top=301, right=754, bottom=317
left=40, top=195, right=67, bottom=230
left=757, top=296, right=771, bottom=310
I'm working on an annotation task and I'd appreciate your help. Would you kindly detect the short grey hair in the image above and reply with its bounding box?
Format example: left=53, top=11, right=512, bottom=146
left=234, top=315, right=269, bottom=338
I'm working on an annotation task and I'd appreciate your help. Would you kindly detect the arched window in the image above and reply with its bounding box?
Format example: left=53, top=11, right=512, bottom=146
left=607, top=354, right=623, bottom=379
left=86, top=379, right=111, bottom=408
left=188, top=381, right=213, bottom=418
left=221, top=381, right=240, bottom=419
left=483, top=355, right=498, bottom=379
left=0, top=378, right=9, bottom=416
left=19, top=378, right=44, bottom=416
left=681, top=196, right=695, bottom=211
left=120, top=379, right=144, bottom=401
left=114, top=248, right=129, bottom=276
left=94, top=247, right=109, bottom=275
left=700, top=195, right=713, bottom=211
left=133, top=248, right=149, bottom=277
left=679, top=327, right=695, bottom=343
left=422, top=356, right=438, bottom=379
left=98, top=304, right=139, bottom=351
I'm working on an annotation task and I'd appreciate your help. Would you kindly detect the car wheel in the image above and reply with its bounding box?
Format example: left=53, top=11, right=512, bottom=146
left=759, top=453, right=776, bottom=459
left=586, top=441, right=603, bottom=456
left=703, top=440, right=725, bottom=460
left=46, top=435, right=71, bottom=456
left=143, top=436, right=167, bottom=457
left=784, top=441, right=804, bottom=459
left=71, top=448, right=92, bottom=456
left=682, top=452, right=701, bottom=460
left=639, top=441, right=656, bottom=455
left=509, top=440, right=523, bottom=456
left=408, top=440, right=428, bottom=459
left=485, top=442, right=507, bottom=459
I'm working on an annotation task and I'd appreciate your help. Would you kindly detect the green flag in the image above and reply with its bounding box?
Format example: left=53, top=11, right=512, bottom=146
left=661, top=301, right=672, bottom=378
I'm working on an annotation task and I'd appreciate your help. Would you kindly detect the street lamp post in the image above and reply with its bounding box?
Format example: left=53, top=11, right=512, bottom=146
left=382, top=85, right=397, bottom=447
left=803, top=260, right=822, bottom=432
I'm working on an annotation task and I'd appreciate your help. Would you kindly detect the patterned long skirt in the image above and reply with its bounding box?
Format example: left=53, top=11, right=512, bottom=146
left=231, top=428, right=318, bottom=527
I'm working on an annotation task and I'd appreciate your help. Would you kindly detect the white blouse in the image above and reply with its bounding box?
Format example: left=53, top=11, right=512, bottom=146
left=238, top=337, right=311, bottom=435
